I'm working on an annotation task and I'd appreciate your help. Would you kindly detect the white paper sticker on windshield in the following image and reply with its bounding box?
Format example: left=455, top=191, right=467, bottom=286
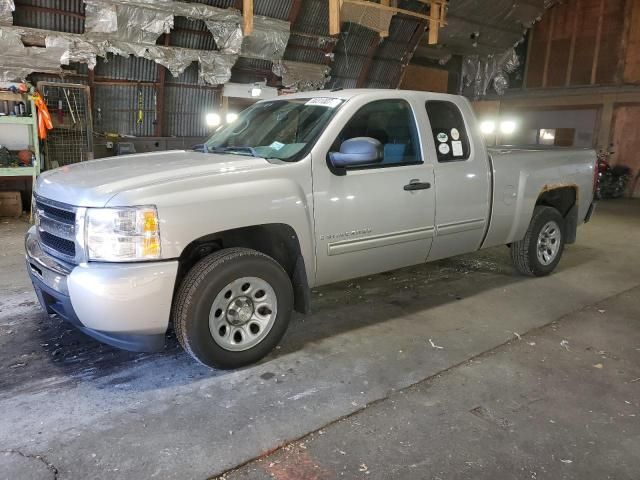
left=438, top=143, right=451, bottom=155
left=437, top=132, right=449, bottom=143
left=451, top=128, right=460, bottom=141
left=452, top=141, right=464, bottom=157
left=270, top=141, right=285, bottom=151
left=305, top=97, right=343, bottom=108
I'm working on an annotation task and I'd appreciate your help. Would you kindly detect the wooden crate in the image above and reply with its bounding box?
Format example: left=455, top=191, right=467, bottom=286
left=0, top=191, right=23, bottom=218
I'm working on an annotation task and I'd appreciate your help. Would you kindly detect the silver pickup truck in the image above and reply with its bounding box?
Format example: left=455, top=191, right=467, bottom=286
left=25, top=89, right=597, bottom=368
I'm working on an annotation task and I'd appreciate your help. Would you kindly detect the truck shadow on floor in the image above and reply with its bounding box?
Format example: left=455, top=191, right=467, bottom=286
left=0, top=244, right=599, bottom=397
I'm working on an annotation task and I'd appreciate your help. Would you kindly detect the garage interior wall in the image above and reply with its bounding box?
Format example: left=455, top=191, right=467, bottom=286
left=481, top=0, right=640, bottom=197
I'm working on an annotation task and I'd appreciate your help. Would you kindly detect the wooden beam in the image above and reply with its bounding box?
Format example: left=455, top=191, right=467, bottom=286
left=616, top=0, right=635, bottom=84
left=379, top=0, right=391, bottom=37
left=243, top=0, right=253, bottom=36
left=428, top=2, right=441, bottom=45
left=565, top=0, right=580, bottom=86
left=591, top=0, right=606, bottom=85
left=542, top=7, right=555, bottom=88
left=329, top=0, right=341, bottom=36
left=343, top=0, right=446, bottom=24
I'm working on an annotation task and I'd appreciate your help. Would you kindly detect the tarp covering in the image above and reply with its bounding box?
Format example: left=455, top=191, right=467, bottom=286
left=272, top=60, right=331, bottom=91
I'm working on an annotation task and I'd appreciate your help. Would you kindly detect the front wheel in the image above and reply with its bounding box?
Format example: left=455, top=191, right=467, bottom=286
left=511, top=206, right=566, bottom=277
left=173, top=248, right=293, bottom=369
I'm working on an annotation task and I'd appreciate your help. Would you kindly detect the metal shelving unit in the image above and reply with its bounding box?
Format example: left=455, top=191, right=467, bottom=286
left=0, top=90, right=41, bottom=183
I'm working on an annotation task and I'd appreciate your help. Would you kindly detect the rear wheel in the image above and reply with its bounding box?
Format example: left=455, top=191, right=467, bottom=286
left=173, top=248, right=293, bottom=369
left=511, top=206, right=566, bottom=277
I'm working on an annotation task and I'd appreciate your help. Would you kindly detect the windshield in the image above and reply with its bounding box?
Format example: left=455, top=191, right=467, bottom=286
left=204, top=97, right=345, bottom=162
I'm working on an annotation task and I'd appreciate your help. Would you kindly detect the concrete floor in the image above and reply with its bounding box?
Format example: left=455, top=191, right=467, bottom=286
left=0, top=200, right=638, bottom=480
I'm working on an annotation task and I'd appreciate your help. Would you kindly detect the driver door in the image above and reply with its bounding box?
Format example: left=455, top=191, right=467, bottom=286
left=312, top=97, right=436, bottom=286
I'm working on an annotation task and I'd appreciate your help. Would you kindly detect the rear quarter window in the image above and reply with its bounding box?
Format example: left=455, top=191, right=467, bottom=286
left=426, top=101, right=471, bottom=162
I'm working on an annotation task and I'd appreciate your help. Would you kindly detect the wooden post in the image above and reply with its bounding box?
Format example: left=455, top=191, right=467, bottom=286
left=428, top=2, right=441, bottom=45
left=380, top=0, right=390, bottom=37
left=243, top=0, right=253, bottom=36
left=565, top=0, right=580, bottom=86
left=542, top=7, right=556, bottom=88
left=591, top=0, right=606, bottom=85
left=329, top=0, right=341, bottom=36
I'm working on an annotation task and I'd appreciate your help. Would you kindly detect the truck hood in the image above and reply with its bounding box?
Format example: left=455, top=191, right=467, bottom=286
left=36, top=150, right=277, bottom=207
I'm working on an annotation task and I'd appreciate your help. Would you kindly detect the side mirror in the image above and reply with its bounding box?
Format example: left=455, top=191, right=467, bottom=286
left=329, top=137, right=383, bottom=168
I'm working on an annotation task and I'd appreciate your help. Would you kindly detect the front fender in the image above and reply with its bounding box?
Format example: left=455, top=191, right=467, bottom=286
left=106, top=160, right=316, bottom=285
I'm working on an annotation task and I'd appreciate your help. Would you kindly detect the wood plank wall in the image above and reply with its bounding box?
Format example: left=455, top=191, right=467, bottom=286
left=525, top=0, right=634, bottom=88
left=624, top=0, right=640, bottom=83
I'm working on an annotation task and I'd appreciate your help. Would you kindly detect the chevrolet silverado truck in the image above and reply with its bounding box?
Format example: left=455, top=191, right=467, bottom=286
left=25, top=89, right=597, bottom=368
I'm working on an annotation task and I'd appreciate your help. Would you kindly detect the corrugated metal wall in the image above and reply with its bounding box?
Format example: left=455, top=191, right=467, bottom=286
left=164, top=86, right=219, bottom=137
left=92, top=54, right=220, bottom=137
left=12, top=0, right=435, bottom=137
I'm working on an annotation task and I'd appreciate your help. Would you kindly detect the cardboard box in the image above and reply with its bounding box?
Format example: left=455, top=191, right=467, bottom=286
left=0, top=191, right=23, bottom=218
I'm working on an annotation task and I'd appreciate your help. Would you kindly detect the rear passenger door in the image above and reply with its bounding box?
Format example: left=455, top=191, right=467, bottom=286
left=426, top=100, right=492, bottom=260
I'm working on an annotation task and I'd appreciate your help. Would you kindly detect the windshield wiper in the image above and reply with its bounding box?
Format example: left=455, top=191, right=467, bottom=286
left=208, top=146, right=259, bottom=158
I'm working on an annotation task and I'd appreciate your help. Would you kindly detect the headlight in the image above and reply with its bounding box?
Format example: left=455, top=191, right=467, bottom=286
left=86, top=206, right=161, bottom=261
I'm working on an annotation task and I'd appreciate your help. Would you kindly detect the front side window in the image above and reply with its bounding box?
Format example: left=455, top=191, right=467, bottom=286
left=332, top=99, right=422, bottom=168
left=205, top=97, right=344, bottom=162
left=426, top=101, right=471, bottom=162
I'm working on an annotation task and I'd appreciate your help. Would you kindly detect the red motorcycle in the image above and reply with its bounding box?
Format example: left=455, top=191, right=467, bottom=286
left=596, top=149, right=631, bottom=199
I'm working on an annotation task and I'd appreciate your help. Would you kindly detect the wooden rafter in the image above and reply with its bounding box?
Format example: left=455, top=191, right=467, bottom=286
left=328, top=0, right=447, bottom=40
left=329, top=0, right=342, bottom=36
left=243, top=0, right=254, bottom=36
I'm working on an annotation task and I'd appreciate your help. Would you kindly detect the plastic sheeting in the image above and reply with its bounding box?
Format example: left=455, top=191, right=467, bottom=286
left=241, top=16, right=290, bottom=61
left=0, top=0, right=13, bottom=25
left=272, top=60, right=331, bottom=91
left=205, top=19, right=243, bottom=55
left=461, top=49, right=520, bottom=98
left=0, top=29, right=64, bottom=81
left=84, top=1, right=117, bottom=34
left=1, top=0, right=291, bottom=85
left=84, top=1, right=173, bottom=43
left=205, top=15, right=290, bottom=61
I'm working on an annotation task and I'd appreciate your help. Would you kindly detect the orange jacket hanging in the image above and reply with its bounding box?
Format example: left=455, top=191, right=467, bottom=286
left=32, top=92, right=53, bottom=140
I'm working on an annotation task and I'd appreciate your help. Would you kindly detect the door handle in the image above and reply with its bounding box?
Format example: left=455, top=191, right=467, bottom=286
left=404, top=181, right=431, bottom=191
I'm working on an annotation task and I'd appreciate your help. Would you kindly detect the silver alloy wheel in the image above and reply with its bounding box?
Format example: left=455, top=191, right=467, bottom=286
left=536, top=220, right=561, bottom=266
left=209, top=277, right=278, bottom=352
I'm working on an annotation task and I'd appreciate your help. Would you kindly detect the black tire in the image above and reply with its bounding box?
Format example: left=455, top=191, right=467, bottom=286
left=510, top=206, right=566, bottom=277
left=173, top=248, right=293, bottom=369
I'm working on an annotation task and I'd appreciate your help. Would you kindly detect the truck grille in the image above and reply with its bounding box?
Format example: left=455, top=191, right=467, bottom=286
left=35, top=196, right=78, bottom=263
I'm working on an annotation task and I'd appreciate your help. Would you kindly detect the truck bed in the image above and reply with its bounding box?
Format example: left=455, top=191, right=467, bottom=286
left=482, top=146, right=597, bottom=249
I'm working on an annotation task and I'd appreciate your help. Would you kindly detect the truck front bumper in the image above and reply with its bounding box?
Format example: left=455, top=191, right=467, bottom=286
left=25, top=227, right=179, bottom=352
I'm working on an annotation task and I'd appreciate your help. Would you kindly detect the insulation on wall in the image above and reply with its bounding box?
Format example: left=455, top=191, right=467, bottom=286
left=461, top=49, right=520, bottom=98
left=0, top=0, right=13, bottom=25
left=272, top=60, right=331, bottom=91
left=0, top=1, right=291, bottom=85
